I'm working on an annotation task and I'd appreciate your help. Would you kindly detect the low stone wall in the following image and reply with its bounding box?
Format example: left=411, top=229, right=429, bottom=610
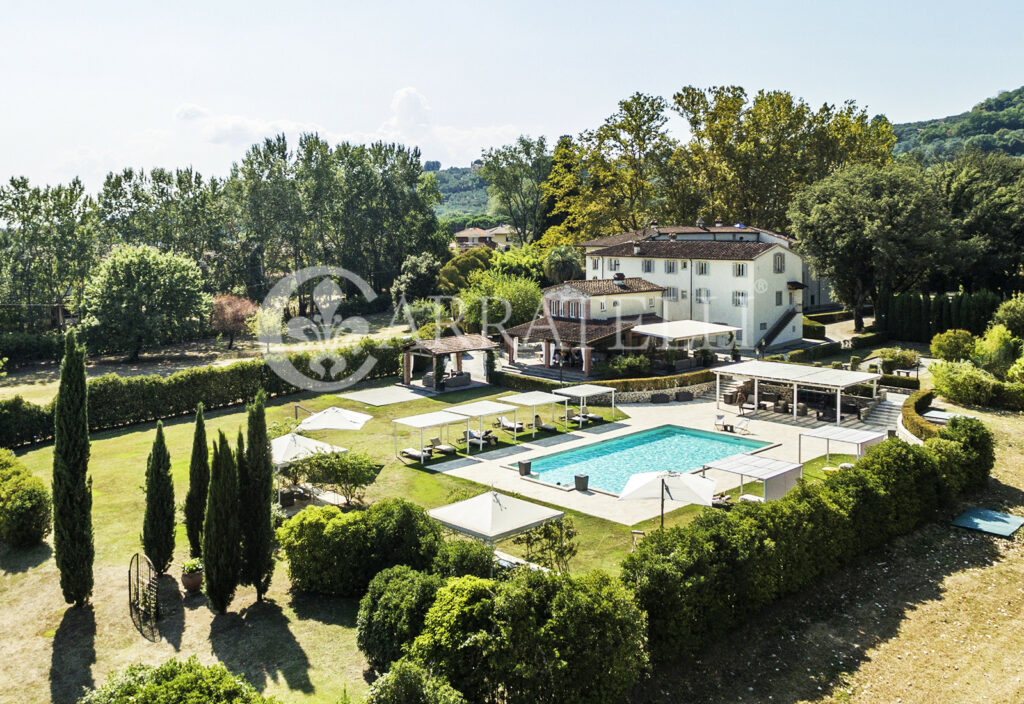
left=604, top=381, right=717, bottom=405
left=896, top=412, right=924, bottom=445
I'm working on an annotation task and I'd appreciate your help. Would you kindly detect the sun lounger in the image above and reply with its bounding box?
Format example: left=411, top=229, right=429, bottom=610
left=585, top=413, right=603, bottom=422
left=401, top=447, right=430, bottom=461
left=734, top=417, right=751, bottom=434
left=463, top=430, right=494, bottom=448
left=533, top=415, right=557, bottom=432
left=714, top=414, right=726, bottom=431
left=739, top=494, right=764, bottom=503
left=429, top=437, right=457, bottom=455
left=498, top=416, right=524, bottom=432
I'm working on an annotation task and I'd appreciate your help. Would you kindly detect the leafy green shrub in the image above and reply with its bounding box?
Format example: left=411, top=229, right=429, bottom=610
left=850, top=331, right=887, bottom=349
left=991, top=381, right=1024, bottom=410
left=930, top=361, right=998, bottom=406
left=991, top=291, right=1024, bottom=338
left=830, top=361, right=844, bottom=369
left=291, top=451, right=378, bottom=504
left=0, top=331, right=63, bottom=367
left=973, top=324, right=1020, bottom=378
left=857, top=440, right=940, bottom=535
left=802, top=317, right=826, bottom=339
left=364, top=659, right=466, bottom=704
left=277, top=499, right=442, bottom=597
left=78, top=656, right=276, bottom=703
left=357, top=566, right=443, bottom=672
left=787, top=349, right=808, bottom=363
left=849, top=355, right=862, bottom=370
left=596, top=354, right=651, bottom=379
left=807, top=310, right=853, bottom=325
left=457, top=271, right=542, bottom=332
left=412, top=570, right=648, bottom=704
left=938, top=416, right=995, bottom=490
left=405, top=298, right=444, bottom=328
left=0, top=449, right=52, bottom=547
left=0, top=396, right=54, bottom=450
left=902, top=390, right=939, bottom=441
left=930, top=329, right=976, bottom=362
left=432, top=540, right=493, bottom=578
left=922, top=437, right=970, bottom=501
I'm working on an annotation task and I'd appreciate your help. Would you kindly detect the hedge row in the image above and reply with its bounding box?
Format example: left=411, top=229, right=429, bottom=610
left=0, top=338, right=406, bottom=449
left=806, top=310, right=853, bottom=325
left=802, top=317, right=826, bottom=340
left=621, top=418, right=994, bottom=662
left=491, top=368, right=716, bottom=394
left=0, top=331, right=64, bottom=367
left=902, top=390, right=939, bottom=441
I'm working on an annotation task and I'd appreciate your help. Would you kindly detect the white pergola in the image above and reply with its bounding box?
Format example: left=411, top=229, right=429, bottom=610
left=553, top=383, right=617, bottom=424
left=798, top=425, right=887, bottom=464
left=392, top=410, right=471, bottom=460
left=713, top=360, right=882, bottom=426
left=499, top=391, right=570, bottom=437
left=697, top=454, right=803, bottom=502
left=427, top=491, right=564, bottom=575
left=449, top=399, right=521, bottom=447
left=631, top=320, right=742, bottom=348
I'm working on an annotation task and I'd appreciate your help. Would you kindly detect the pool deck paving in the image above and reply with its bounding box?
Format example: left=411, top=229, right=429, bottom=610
left=434, top=398, right=885, bottom=525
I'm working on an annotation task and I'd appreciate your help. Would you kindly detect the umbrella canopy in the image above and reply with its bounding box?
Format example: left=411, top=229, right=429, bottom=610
left=427, top=491, right=564, bottom=543
left=618, top=471, right=716, bottom=505
left=270, top=433, right=346, bottom=467
left=296, top=406, right=373, bottom=432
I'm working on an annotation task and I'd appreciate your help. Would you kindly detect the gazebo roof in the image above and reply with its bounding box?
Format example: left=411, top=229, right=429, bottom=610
left=393, top=410, right=470, bottom=429
left=427, top=491, right=563, bottom=542
left=449, top=400, right=518, bottom=418
left=405, top=333, right=499, bottom=356
left=701, top=454, right=803, bottom=480
left=799, top=425, right=887, bottom=446
left=631, top=319, right=741, bottom=341
left=715, top=360, right=881, bottom=389
left=500, top=391, right=568, bottom=406
left=554, top=384, right=615, bottom=399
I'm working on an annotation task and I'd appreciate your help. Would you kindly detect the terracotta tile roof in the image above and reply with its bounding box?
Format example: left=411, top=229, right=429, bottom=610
left=454, top=228, right=490, bottom=238
left=592, top=240, right=776, bottom=260
left=545, top=278, right=664, bottom=296
left=505, top=314, right=664, bottom=346
left=404, top=333, right=499, bottom=355
left=580, top=224, right=793, bottom=247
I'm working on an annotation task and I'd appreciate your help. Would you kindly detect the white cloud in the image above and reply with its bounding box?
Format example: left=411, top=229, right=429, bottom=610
left=172, top=88, right=521, bottom=165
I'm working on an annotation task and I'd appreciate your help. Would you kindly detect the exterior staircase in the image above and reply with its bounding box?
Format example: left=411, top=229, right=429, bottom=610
left=500, top=361, right=590, bottom=384
left=863, top=394, right=906, bottom=429
left=757, top=307, right=799, bottom=350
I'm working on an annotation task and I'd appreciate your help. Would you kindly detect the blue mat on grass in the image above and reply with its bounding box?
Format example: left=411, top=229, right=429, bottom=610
left=951, top=508, right=1024, bottom=537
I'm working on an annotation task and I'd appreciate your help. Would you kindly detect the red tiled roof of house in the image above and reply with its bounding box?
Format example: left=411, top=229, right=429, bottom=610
left=544, top=278, right=664, bottom=295
left=592, top=239, right=776, bottom=260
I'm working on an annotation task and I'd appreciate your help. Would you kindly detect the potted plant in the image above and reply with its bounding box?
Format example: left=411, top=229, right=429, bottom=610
left=181, top=557, right=203, bottom=594
left=731, top=342, right=741, bottom=362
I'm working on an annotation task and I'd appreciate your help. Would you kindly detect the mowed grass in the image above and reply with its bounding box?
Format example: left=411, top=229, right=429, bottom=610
left=1, top=378, right=723, bottom=704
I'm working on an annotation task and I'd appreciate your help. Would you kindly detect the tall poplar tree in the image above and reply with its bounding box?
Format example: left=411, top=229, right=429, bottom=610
left=52, top=330, right=94, bottom=606
left=203, top=432, right=240, bottom=613
left=239, top=390, right=275, bottom=601
left=183, top=403, right=209, bottom=558
left=142, top=421, right=175, bottom=574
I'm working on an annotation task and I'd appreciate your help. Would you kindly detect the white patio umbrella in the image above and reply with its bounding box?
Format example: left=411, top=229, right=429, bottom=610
left=270, top=433, right=346, bottom=468
left=296, top=406, right=372, bottom=432
left=618, top=471, right=716, bottom=529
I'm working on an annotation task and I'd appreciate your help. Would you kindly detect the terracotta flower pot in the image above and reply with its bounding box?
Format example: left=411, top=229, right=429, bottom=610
left=181, top=570, right=203, bottom=594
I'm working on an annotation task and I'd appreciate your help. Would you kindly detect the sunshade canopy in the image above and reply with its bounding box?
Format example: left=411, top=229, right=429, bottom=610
left=296, top=406, right=372, bottom=431
left=553, top=384, right=615, bottom=399
left=618, top=471, right=716, bottom=504
left=500, top=391, right=568, bottom=406
left=701, top=454, right=802, bottom=481
left=270, top=433, right=346, bottom=467
left=799, top=426, right=887, bottom=446
left=631, top=320, right=741, bottom=341
left=427, top=491, right=564, bottom=542
left=715, top=360, right=881, bottom=389
left=449, top=400, right=519, bottom=418
left=392, top=410, right=470, bottom=430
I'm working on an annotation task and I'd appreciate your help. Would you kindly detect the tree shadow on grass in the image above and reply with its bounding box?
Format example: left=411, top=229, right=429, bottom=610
left=156, top=575, right=184, bottom=650
left=0, top=541, right=52, bottom=574
left=631, top=484, right=1016, bottom=704
left=49, top=605, right=96, bottom=704
left=210, top=601, right=314, bottom=695
left=288, top=591, right=359, bottom=629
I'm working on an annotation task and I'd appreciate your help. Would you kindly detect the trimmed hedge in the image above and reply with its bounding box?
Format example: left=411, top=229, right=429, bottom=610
left=879, top=373, right=920, bottom=390
left=802, top=317, right=826, bottom=340
left=0, top=338, right=405, bottom=449
left=901, top=390, right=939, bottom=441
left=79, top=656, right=276, bottom=703
left=277, top=499, right=443, bottom=597
left=491, top=368, right=716, bottom=394
left=806, top=310, right=853, bottom=325
left=621, top=424, right=994, bottom=663
left=0, top=331, right=64, bottom=367
left=850, top=331, right=888, bottom=349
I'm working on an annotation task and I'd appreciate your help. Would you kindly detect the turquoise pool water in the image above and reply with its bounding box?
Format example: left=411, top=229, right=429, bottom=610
left=529, top=425, right=770, bottom=494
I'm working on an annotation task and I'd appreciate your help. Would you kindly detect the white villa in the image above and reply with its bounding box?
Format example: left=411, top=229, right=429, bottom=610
left=505, top=222, right=834, bottom=375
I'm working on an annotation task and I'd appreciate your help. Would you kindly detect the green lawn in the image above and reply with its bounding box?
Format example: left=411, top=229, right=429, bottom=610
left=1, top=378, right=841, bottom=703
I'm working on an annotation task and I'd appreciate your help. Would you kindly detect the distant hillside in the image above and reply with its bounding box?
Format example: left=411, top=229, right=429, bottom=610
left=894, top=86, right=1024, bottom=161
left=432, top=166, right=491, bottom=217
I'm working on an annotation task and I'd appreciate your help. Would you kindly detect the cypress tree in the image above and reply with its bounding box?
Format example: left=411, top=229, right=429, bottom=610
left=203, top=432, right=240, bottom=613
left=184, top=403, right=209, bottom=558
left=951, top=293, right=963, bottom=330
left=240, top=390, right=275, bottom=601
left=142, top=421, right=175, bottom=574
left=920, top=293, right=932, bottom=343
left=52, top=330, right=94, bottom=606
left=940, top=294, right=952, bottom=333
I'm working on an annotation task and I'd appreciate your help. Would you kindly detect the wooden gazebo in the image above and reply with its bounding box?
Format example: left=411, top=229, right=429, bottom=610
left=402, top=334, right=500, bottom=386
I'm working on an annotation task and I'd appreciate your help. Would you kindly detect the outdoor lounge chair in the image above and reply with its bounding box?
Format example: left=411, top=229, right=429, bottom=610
left=401, top=447, right=430, bottom=461
left=565, top=412, right=587, bottom=426
left=533, top=415, right=557, bottom=432
left=429, top=437, right=457, bottom=455
left=498, top=416, right=524, bottom=432
left=714, top=414, right=726, bottom=431
left=464, top=429, right=496, bottom=448
left=734, top=417, right=751, bottom=434
left=584, top=412, right=603, bottom=422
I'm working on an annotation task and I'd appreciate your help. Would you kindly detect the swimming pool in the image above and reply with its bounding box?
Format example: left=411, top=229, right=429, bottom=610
left=528, top=425, right=771, bottom=495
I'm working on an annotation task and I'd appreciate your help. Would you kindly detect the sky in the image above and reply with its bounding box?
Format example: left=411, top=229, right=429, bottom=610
left=2, top=0, right=1023, bottom=190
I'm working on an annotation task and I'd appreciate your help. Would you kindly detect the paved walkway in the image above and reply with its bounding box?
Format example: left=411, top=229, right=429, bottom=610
left=432, top=398, right=866, bottom=526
